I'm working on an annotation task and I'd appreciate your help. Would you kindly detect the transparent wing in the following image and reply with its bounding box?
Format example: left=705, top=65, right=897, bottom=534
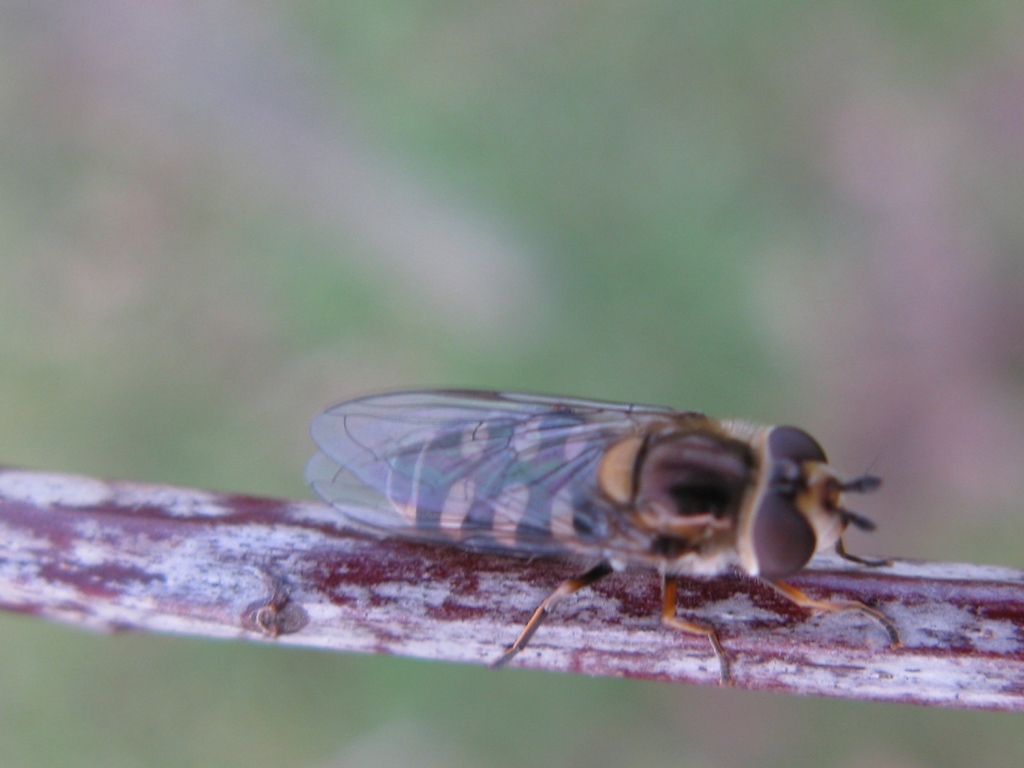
left=307, top=390, right=678, bottom=556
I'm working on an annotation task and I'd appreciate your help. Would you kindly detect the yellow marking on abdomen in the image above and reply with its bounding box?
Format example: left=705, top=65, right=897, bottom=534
left=386, top=443, right=430, bottom=525
left=597, top=435, right=643, bottom=506
left=490, top=484, right=531, bottom=549
left=440, top=477, right=476, bottom=534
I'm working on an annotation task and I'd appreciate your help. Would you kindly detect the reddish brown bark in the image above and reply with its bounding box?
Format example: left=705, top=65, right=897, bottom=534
left=1, top=467, right=1022, bottom=710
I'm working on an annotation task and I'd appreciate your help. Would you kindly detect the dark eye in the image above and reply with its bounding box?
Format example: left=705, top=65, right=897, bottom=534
left=752, top=490, right=816, bottom=579
left=768, top=426, right=827, bottom=464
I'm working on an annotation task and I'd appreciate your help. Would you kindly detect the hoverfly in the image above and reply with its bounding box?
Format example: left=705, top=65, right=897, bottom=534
left=306, top=390, right=897, bottom=683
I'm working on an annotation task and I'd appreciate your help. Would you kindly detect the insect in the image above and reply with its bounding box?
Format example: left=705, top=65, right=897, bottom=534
left=306, top=390, right=898, bottom=683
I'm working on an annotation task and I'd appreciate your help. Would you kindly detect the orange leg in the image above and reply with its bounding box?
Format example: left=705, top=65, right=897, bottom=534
left=662, top=576, right=730, bottom=685
left=770, top=579, right=900, bottom=646
left=492, top=562, right=612, bottom=668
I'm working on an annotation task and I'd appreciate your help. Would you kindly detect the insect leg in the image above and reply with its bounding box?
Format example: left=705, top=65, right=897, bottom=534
left=661, top=576, right=730, bottom=685
left=491, top=561, right=613, bottom=668
left=769, top=579, right=900, bottom=646
left=835, top=538, right=892, bottom=568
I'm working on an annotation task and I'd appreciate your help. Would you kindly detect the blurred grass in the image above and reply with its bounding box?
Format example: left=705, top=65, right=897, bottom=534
left=1, top=2, right=1024, bottom=767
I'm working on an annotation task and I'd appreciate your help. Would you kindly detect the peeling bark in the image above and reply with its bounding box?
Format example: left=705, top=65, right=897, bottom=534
left=0, top=467, right=1022, bottom=710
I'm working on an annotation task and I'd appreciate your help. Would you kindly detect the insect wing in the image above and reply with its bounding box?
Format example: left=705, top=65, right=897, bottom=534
left=307, top=390, right=674, bottom=555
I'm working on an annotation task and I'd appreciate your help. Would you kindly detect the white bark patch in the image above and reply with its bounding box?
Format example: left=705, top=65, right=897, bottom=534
left=1, top=467, right=1023, bottom=711
left=0, top=471, right=112, bottom=508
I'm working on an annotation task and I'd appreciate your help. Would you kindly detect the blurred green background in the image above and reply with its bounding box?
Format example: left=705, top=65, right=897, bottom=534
left=2, top=2, right=1024, bottom=766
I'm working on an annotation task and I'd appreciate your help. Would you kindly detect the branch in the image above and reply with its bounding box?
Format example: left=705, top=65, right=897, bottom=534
left=1, top=467, right=1021, bottom=710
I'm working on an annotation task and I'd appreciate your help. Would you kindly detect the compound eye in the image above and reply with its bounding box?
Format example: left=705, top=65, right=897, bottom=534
left=752, top=490, right=816, bottom=579
left=768, top=426, right=828, bottom=464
